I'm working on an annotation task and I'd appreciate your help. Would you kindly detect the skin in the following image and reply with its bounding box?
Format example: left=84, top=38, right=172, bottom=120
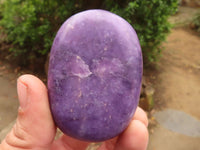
left=0, top=74, right=149, bottom=150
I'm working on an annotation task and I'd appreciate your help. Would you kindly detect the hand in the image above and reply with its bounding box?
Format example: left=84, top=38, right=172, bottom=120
left=0, top=74, right=149, bottom=150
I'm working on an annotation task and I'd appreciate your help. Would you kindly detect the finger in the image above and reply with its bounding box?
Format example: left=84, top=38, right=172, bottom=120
left=51, top=134, right=90, bottom=150
left=98, top=107, right=149, bottom=150
left=97, top=137, right=118, bottom=150
left=114, top=120, right=149, bottom=150
left=133, top=107, right=148, bottom=127
left=1, top=74, right=56, bottom=149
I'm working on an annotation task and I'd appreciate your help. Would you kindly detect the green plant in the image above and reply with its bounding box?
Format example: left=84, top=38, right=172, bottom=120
left=0, top=0, right=178, bottom=67
left=0, top=0, right=79, bottom=66
left=104, top=0, right=178, bottom=62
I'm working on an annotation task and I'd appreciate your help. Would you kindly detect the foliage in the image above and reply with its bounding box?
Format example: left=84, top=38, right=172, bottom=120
left=192, top=11, right=200, bottom=33
left=104, top=0, right=178, bottom=62
left=0, top=0, right=178, bottom=66
left=0, top=0, right=78, bottom=66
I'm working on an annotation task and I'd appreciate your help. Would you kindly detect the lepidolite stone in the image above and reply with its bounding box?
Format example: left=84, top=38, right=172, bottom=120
left=48, top=9, right=143, bottom=142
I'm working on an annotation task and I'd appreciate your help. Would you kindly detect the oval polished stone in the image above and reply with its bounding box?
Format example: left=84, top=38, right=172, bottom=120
left=48, top=9, right=143, bottom=142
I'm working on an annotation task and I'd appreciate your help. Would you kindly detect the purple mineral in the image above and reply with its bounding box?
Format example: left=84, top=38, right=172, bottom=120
left=48, top=9, right=143, bottom=142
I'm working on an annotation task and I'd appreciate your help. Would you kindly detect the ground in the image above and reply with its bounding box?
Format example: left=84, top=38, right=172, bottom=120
left=0, top=62, right=19, bottom=142
left=147, top=27, right=200, bottom=150
left=147, top=7, right=200, bottom=150
left=0, top=6, right=200, bottom=150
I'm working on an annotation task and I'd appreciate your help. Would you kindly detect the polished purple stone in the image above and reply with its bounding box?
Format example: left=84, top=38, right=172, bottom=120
left=48, top=9, right=143, bottom=142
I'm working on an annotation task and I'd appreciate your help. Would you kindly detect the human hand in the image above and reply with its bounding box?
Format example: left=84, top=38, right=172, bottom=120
left=0, top=74, right=149, bottom=150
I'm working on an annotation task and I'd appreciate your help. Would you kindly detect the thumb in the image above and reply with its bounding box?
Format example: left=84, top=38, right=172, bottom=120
left=0, top=75, right=56, bottom=149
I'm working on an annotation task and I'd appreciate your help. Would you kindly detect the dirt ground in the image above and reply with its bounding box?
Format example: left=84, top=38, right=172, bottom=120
left=169, top=6, right=200, bottom=26
left=147, top=9, right=200, bottom=150
left=147, top=28, right=200, bottom=150
left=154, top=27, right=200, bottom=117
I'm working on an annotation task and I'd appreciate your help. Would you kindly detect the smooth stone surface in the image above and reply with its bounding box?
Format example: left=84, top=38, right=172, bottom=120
left=154, top=109, right=200, bottom=137
left=48, top=9, right=143, bottom=141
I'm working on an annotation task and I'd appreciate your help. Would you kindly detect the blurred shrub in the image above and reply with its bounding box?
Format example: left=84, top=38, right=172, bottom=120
left=0, top=0, right=178, bottom=67
left=191, top=12, right=200, bottom=33
left=0, top=0, right=79, bottom=66
left=105, top=0, right=178, bottom=62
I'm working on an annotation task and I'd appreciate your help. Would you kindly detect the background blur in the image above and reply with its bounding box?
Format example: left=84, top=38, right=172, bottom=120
left=0, top=0, right=200, bottom=150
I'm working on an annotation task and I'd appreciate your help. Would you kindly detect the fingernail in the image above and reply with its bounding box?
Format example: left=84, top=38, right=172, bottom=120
left=17, top=78, right=28, bottom=109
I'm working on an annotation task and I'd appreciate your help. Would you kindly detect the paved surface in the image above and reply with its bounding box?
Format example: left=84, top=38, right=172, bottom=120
left=154, top=109, right=200, bottom=137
